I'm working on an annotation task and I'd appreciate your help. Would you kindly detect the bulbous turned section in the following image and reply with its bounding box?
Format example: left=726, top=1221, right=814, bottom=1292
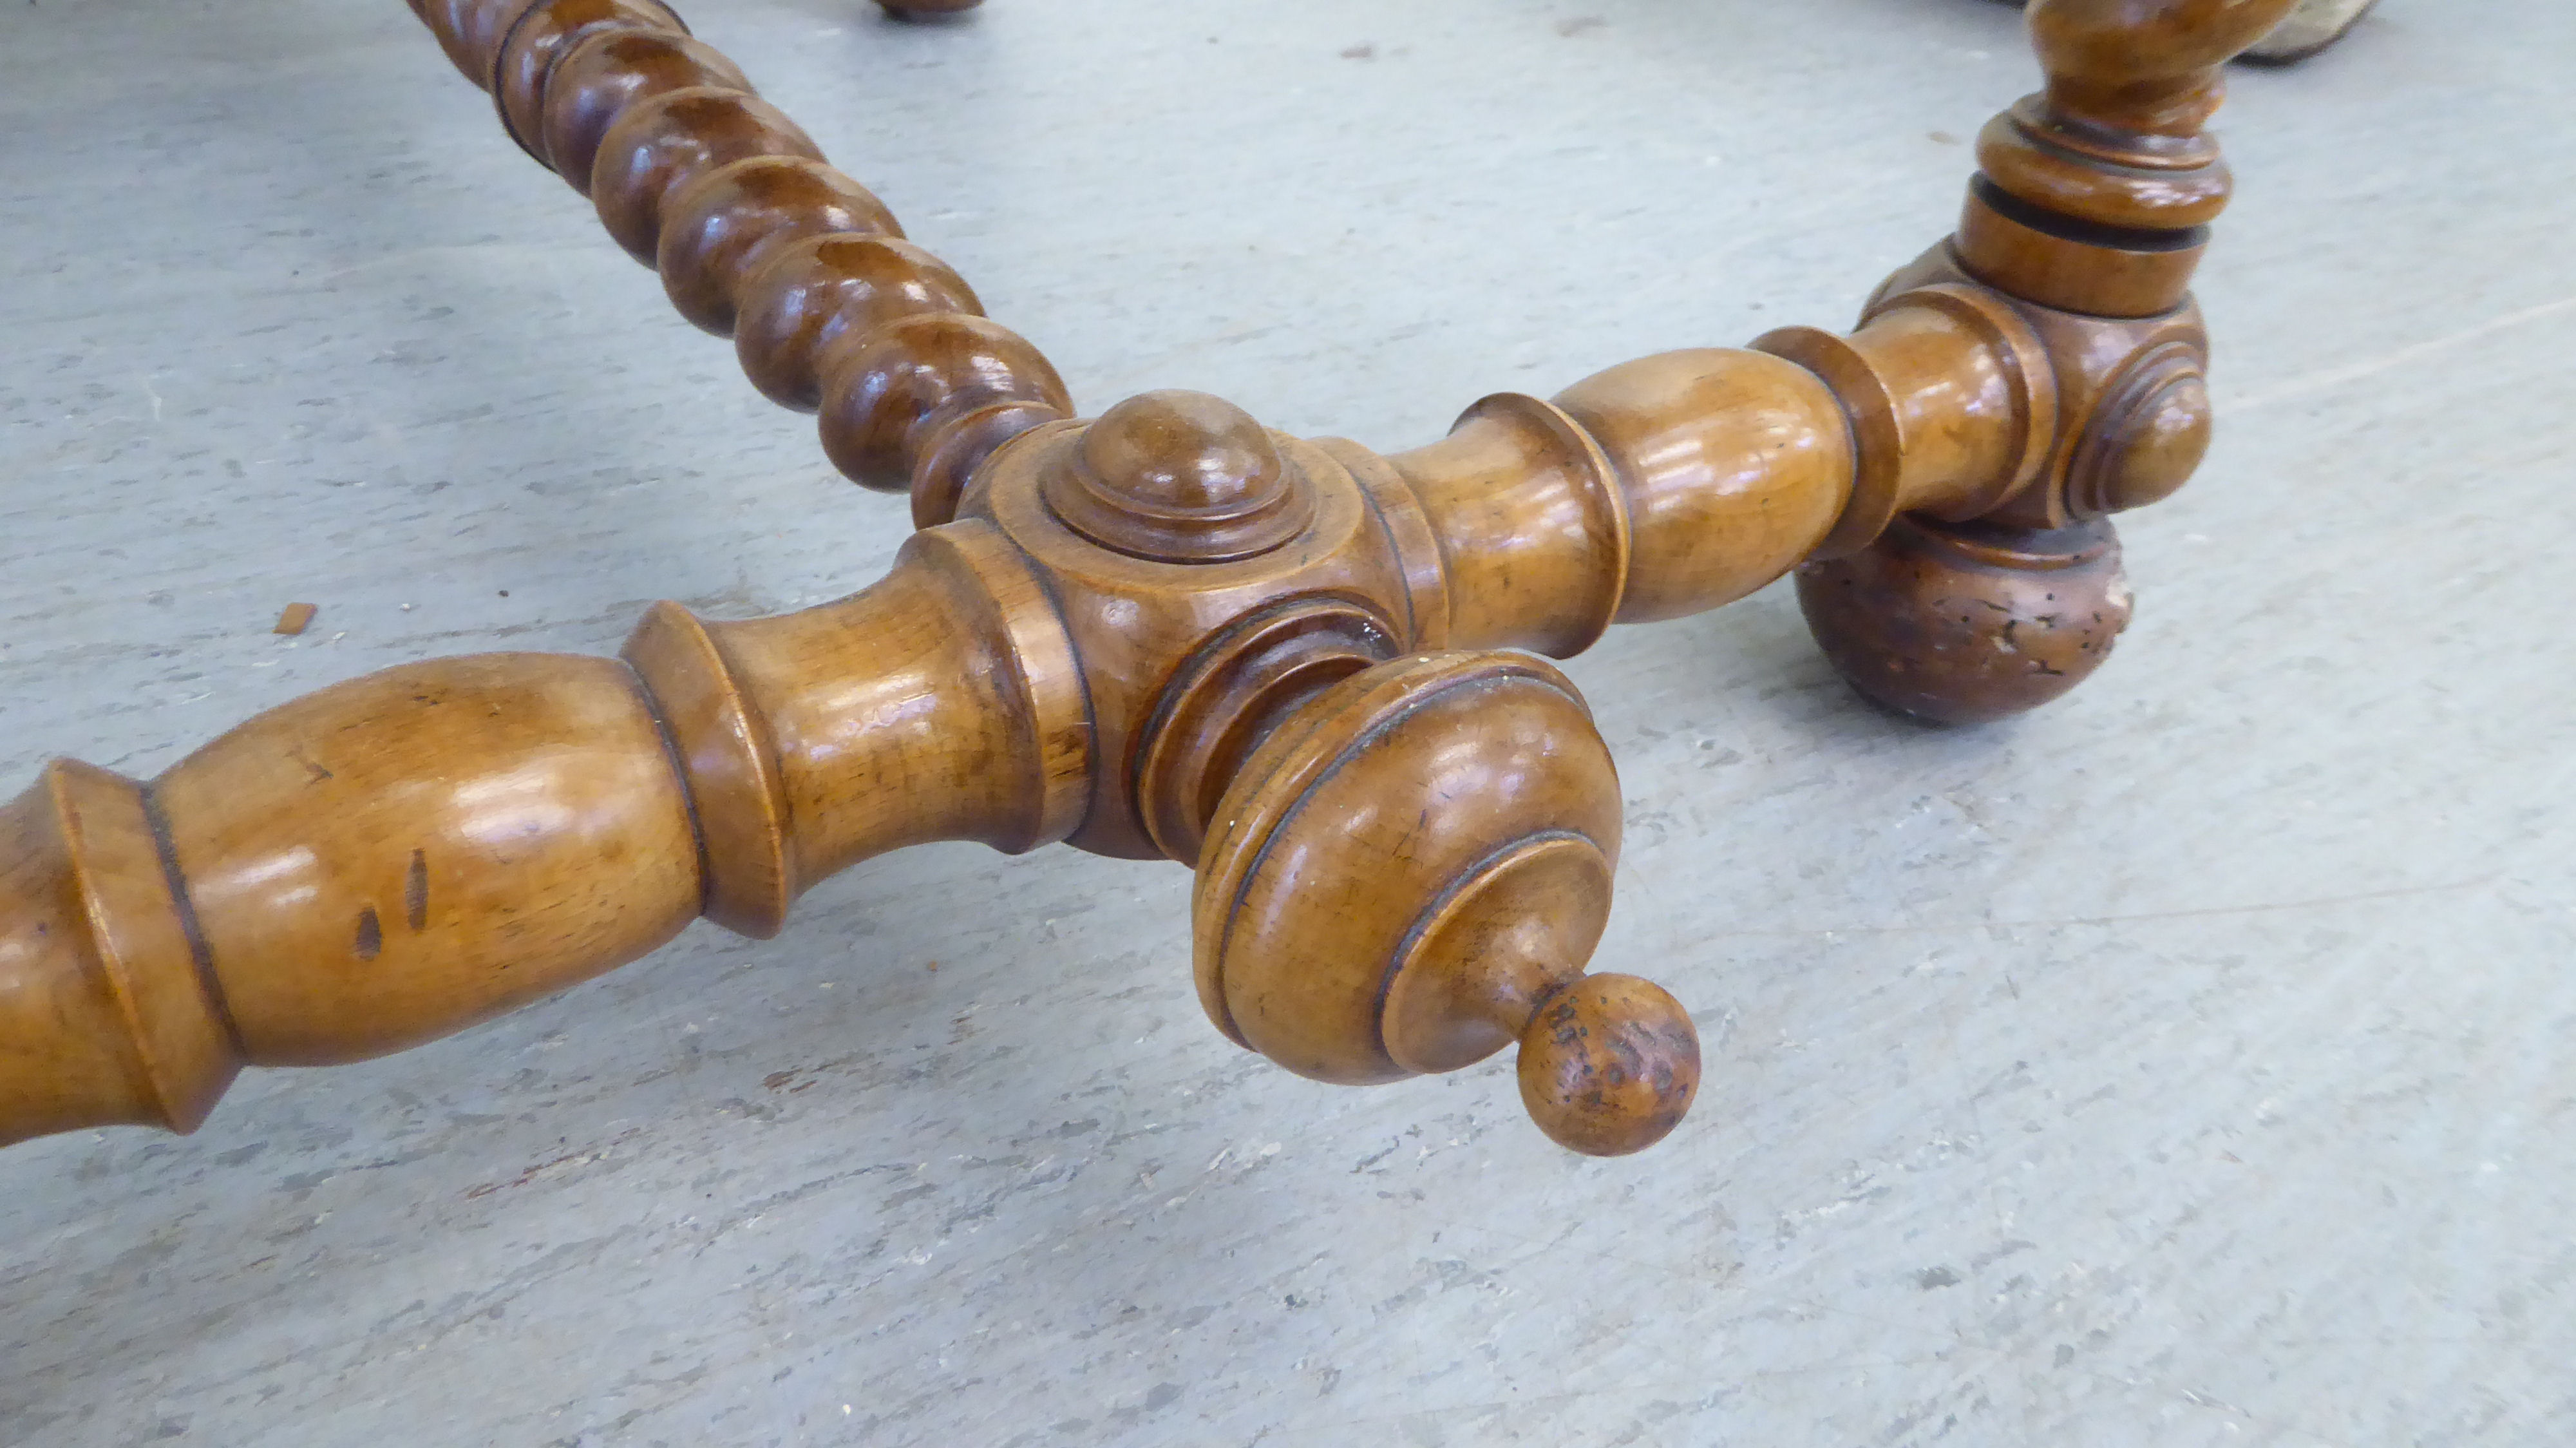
left=0, top=524, right=1090, bottom=1149
left=1192, top=651, right=1700, bottom=1156
left=0, top=654, right=712, bottom=1148
left=1044, top=391, right=1315, bottom=563
left=2028, top=0, right=2303, bottom=138
left=1797, top=515, right=2132, bottom=725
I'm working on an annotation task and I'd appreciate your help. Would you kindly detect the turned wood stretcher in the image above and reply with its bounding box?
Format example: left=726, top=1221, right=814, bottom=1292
left=0, top=0, right=2304, bottom=1160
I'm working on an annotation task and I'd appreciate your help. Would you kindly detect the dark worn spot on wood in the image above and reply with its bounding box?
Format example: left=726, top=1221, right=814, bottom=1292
left=406, top=849, right=429, bottom=932
left=354, top=908, right=382, bottom=961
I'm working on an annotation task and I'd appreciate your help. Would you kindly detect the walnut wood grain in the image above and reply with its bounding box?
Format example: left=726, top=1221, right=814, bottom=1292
left=0, top=0, right=2294, bottom=1156
left=409, top=0, right=1065, bottom=521
left=1793, top=0, right=2282, bottom=721
left=1963, top=0, right=2300, bottom=317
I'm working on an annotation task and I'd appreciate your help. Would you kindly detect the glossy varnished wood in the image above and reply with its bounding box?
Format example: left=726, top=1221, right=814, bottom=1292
left=1799, top=0, right=2289, bottom=720
left=0, top=0, right=2291, bottom=1159
left=414, top=0, right=1069, bottom=520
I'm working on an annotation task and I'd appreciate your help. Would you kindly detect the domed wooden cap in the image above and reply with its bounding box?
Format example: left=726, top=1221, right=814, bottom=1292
left=1796, top=515, right=2132, bottom=726
left=1191, top=651, right=1700, bottom=1156
left=2069, top=343, right=2211, bottom=517
left=1045, top=391, right=1314, bottom=562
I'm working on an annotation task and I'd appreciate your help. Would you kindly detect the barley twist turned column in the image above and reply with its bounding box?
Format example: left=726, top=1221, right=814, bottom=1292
left=0, top=0, right=2296, bottom=1165
left=410, top=0, right=1059, bottom=524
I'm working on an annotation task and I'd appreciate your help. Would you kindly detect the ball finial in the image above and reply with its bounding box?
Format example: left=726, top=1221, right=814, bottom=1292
left=1517, top=974, right=1701, bottom=1157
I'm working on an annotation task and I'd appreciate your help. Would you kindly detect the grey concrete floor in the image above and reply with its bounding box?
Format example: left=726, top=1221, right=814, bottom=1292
left=1, top=1, right=2570, bottom=1444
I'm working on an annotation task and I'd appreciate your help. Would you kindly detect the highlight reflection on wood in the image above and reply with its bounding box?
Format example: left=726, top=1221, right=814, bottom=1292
left=0, top=0, right=2295, bottom=1157
left=412, top=0, right=1068, bottom=524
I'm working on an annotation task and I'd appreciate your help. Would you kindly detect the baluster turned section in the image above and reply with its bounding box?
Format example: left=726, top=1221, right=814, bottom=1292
left=406, top=0, right=1066, bottom=524
left=1790, top=0, right=2294, bottom=723
left=3, top=0, right=2298, bottom=1161
left=0, top=528, right=1088, bottom=1148
left=625, top=524, right=1090, bottom=936
left=0, top=764, right=240, bottom=1139
left=0, top=656, right=705, bottom=1141
left=1960, top=0, right=2297, bottom=319
left=1358, top=354, right=1856, bottom=658
left=1352, top=302, right=2054, bottom=660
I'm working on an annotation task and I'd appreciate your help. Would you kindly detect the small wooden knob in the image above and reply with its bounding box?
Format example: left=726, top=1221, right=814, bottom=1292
left=1043, top=391, right=1314, bottom=562
left=1517, top=973, right=1699, bottom=1157
left=1192, top=652, right=1701, bottom=1155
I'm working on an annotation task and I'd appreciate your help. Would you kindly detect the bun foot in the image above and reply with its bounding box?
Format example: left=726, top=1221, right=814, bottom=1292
left=877, top=0, right=981, bottom=17
left=1795, top=515, right=2132, bottom=725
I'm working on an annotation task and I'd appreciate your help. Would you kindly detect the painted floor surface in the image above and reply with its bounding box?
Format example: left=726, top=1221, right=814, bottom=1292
left=1, top=1, right=2570, bottom=1444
